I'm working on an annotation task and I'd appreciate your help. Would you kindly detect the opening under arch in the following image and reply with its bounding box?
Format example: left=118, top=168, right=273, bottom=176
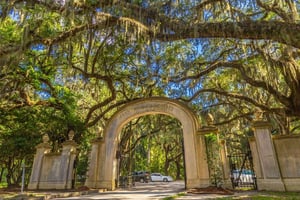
left=118, top=114, right=184, bottom=186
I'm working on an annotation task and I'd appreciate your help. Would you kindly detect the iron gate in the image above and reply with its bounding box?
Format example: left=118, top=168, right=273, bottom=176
left=228, top=150, right=257, bottom=190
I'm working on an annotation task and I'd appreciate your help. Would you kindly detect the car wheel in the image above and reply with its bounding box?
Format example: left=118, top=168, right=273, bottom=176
left=140, top=178, right=144, bottom=183
left=163, top=178, right=168, bottom=182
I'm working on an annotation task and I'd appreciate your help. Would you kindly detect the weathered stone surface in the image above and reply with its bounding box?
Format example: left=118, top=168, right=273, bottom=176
left=28, top=134, right=78, bottom=190
left=273, top=135, right=300, bottom=178
left=229, top=119, right=300, bottom=192
left=273, top=135, right=300, bottom=191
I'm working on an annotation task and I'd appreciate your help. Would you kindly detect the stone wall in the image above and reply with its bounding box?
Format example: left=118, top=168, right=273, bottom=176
left=28, top=133, right=77, bottom=190
left=273, top=135, right=300, bottom=191
left=250, top=121, right=300, bottom=191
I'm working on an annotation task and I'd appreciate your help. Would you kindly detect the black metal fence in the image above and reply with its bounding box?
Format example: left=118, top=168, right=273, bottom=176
left=228, top=150, right=257, bottom=190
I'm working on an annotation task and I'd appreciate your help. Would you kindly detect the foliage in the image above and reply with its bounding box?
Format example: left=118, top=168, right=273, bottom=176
left=118, top=115, right=184, bottom=180
left=0, top=182, right=7, bottom=188
left=205, top=133, right=223, bottom=187
left=76, top=155, right=89, bottom=184
left=1, top=1, right=299, bottom=130
left=0, top=87, right=85, bottom=186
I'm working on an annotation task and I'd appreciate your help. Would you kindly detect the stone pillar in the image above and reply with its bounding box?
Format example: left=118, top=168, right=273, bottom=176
left=197, top=126, right=218, bottom=187
left=252, top=121, right=285, bottom=191
left=28, top=134, right=52, bottom=190
left=219, top=139, right=232, bottom=188
left=60, top=130, right=77, bottom=189
left=85, top=137, right=104, bottom=188
left=248, top=137, right=263, bottom=180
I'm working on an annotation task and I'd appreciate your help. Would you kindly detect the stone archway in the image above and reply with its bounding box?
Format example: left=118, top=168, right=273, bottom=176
left=85, top=97, right=210, bottom=190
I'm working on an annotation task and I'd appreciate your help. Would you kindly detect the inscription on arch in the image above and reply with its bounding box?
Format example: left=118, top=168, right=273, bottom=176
left=117, top=102, right=174, bottom=123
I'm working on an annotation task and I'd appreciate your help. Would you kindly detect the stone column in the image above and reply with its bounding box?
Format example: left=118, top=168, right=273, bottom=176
left=248, top=137, right=262, bottom=180
left=28, top=134, right=52, bottom=190
left=85, top=137, right=104, bottom=188
left=197, top=126, right=218, bottom=187
left=219, top=139, right=232, bottom=188
left=252, top=120, right=285, bottom=191
left=60, top=130, right=77, bottom=189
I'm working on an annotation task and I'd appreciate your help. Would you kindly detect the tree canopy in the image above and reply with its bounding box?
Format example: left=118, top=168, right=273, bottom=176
left=1, top=1, right=299, bottom=122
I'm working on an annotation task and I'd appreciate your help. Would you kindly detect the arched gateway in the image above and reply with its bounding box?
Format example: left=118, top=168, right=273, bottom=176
left=85, top=97, right=210, bottom=190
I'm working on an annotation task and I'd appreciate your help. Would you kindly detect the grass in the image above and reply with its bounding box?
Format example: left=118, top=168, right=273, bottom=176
left=162, top=191, right=300, bottom=200
left=254, top=191, right=300, bottom=200
left=0, top=193, right=46, bottom=200
left=162, top=192, right=186, bottom=200
left=215, top=191, right=300, bottom=200
left=0, top=182, right=7, bottom=188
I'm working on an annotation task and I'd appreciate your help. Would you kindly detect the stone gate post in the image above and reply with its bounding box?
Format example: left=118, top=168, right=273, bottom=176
left=85, top=137, right=106, bottom=188
left=195, top=130, right=210, bottom=187
left=197, top=126, right=218, bottom=187
left=219, top=139, right=231, bottom=188
left=60, top=131, right=77, bottom=189
left=28, top=134, right=52, bottom=190
left=251, top=120, right=285, bottom=191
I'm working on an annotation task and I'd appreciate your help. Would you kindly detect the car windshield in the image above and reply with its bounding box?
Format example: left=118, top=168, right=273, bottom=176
left=232, top=169, right=254, bottom=175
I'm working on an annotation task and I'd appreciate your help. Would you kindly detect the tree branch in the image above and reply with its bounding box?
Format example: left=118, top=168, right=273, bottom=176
left=179, top=88, right=282, bottom=113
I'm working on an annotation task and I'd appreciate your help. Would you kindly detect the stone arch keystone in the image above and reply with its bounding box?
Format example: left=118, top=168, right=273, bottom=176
left=85, top=97, right=210, bottom=190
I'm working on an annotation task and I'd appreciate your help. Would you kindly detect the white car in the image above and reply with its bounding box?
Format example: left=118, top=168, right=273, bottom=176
left=150, top=173, right=173, bottom=182
left=231, top=169, right=255, bottom=186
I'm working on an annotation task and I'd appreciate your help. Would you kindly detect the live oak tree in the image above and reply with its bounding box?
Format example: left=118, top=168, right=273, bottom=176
left=1, top=1, right=299, bottom=130
left=0, top=103, right=86, bottom=186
